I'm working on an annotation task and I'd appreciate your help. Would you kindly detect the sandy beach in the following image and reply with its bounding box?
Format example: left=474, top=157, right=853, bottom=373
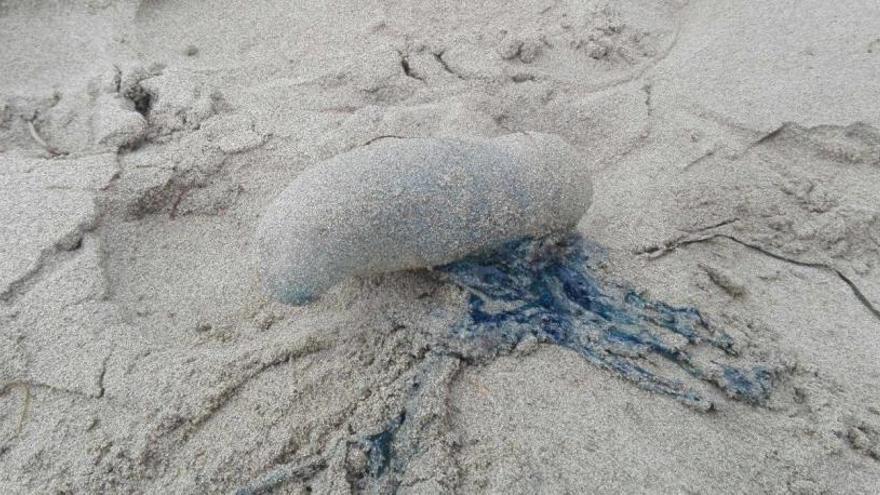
left=2, top=1, right=879, bottom=493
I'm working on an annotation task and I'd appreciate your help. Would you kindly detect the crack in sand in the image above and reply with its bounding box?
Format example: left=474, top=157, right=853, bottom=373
left=1, top=380, right=103, bottom=401
left=97, top=353, right=110, bottom=399
left=641, top=234, right=880, bottom=321
left=1, top=149, right=122, bottom=304
left=397, top=50, right=426, bottom=83
left=1, top=238, right=85, bottom=304
left=233, top=457, right=327, bottom=495
left=432, top=51, right=466, bottom=80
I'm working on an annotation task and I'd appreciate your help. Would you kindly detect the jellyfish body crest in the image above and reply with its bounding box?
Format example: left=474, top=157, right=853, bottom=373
left=256, top=132, right=592, bottom=305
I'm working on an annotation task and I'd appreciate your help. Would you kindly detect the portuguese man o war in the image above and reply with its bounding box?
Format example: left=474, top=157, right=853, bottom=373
left=256, top=133, right=591, bottom=305
left=438, top=234, right=776, bottom=411
left=345, top=234, right=779, bottom=492
left=243, top=235, right=780, bottom=494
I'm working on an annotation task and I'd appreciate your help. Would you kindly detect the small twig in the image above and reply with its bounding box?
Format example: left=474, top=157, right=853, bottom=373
left=359, top=135, right=406, bottom=148
left=682, top=145, right=718, bottom=170
left=17, top=385, right=31, bottom=436
left=26, top=119, right=65, bottom=156
left=0, top=383, right=33, bottom=436
left=169, top=187, right=189, bottom=220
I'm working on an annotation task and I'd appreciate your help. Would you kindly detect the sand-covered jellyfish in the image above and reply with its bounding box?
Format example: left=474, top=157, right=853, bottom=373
left=256, top=132, right=592, bottom=305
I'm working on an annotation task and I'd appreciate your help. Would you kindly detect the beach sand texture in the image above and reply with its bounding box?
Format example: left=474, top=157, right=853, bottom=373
left=1, top=1, right=880, bottom=493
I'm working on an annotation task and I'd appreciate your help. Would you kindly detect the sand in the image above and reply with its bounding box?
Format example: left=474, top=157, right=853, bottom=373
left=1, top=0, right=879, bottom=493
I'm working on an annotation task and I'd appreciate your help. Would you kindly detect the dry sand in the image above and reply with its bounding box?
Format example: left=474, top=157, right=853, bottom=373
left=1, top=0, right=879, bottom=493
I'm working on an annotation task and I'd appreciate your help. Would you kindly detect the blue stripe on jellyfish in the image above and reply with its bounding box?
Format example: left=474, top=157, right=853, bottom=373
left=438, top=234, right=775, bottom=411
